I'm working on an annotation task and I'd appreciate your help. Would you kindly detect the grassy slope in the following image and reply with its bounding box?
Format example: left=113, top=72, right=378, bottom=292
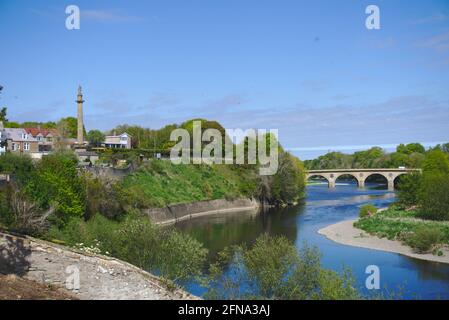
left=121, top=160, right=258, bottom=207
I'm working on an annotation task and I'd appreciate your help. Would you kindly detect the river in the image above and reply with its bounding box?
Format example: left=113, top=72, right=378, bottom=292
left=175, top=182, right=449, bottom=299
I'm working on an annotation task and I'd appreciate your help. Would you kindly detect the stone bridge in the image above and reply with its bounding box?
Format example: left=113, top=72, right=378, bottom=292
left=306, top=168, right=420, bottom=190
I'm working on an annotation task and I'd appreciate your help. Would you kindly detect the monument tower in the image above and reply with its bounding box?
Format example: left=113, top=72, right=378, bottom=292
left=76, top=85, right=85, bottom=145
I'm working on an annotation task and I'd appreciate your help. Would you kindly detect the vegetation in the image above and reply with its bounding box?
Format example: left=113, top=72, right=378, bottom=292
left=86, top=130, right=105, bottom=147
left=354, top=148, right=449, bottom=252
left=404, top=226, right=444, bottom=254
left=205, top=235, right=359, bottom=300
left=354, top=207, right=449, bottom=254
left=359, top=204, right=377, bottom=218
left=304, top=142, right=448, bottom=170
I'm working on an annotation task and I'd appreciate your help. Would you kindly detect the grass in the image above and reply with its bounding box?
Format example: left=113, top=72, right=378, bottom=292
left=121, top=160, right=258, bottom=207
left=354, top=207, right=449, bottom=253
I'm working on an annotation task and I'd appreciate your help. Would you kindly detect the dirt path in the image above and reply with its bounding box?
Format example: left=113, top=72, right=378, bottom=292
left=0, top=232, right=197, bottom=300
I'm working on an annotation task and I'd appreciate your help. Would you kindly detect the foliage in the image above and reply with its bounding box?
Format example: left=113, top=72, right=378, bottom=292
left=56, top=117, right=86, bottom=139
left=205, top=234, right=359, bottom=300
left=121, top=160, right=255, bottom=208
left=421, top=149, right=449, bottom=175
left=359, top=204, right=377, bottom=218
left=83, top=173, right=124, bottom=220
left=6, top=184, right=54, bottom=235
left=0, top=153, right=35, bottom=187
left=24, top=152, right=85, bottom=226
left=418, top=173, right=449, bottom=220
left=47, top=213, right=208, bottom=283
left=304, top=143, right=433, bottom=170
left=354, top=207, right=449, bottom=251
left=86, top=130, right=105, bottom=147
left=404, top=226, right=445, bottom=253
left=396, top=172, right=422, bottom=207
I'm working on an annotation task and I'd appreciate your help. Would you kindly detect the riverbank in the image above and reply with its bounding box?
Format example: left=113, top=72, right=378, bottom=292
left=318, top=219, right=449, bottom=265
left=0, top=231, right=197, bottom=300
left=144, top=198, right=261, bottom=225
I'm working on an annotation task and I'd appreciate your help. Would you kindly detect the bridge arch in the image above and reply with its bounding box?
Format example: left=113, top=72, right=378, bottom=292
left=307, top=174, right=331, bottom=188
left=363, top=173, right=389, bottom=189
left=334, top=173, right=363, bottom=187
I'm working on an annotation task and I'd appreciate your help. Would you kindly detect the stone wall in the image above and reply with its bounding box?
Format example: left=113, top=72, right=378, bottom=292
left=142, top=198, right=261, bottom=225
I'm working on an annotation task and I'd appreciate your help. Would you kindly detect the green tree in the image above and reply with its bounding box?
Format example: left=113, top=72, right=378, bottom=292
left=57, top=117, right=85, bottom=139
left=421, top=149, right=449, bottom=175
left=24, top=152, right=85, bottom=225
left=397, top=143, right=425, bottom=155
left=87, top=130, right=105, bottom=147
left=397, top=172, right=422, bottom=207
left=419, top=173, right=449, bottom=220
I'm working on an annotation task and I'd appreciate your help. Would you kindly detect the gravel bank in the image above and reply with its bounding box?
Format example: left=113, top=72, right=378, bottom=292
left=318, top=219, right=449, bottom=265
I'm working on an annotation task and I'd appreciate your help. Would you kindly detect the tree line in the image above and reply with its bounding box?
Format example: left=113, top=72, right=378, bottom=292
left=304, top=143, right=449, bottom=170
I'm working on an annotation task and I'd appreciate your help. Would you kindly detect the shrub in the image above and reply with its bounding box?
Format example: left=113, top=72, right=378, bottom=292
left=47, top=213, right=208, bottom=284
left=359, top=204, right=377, bottom=218
left=205, top=235, right=359, bottom=300
left=396, top=172, right=422, bottom=207
left=418, top=173, right=449, bottom=220
left=404, top=226, right=444, bottom=253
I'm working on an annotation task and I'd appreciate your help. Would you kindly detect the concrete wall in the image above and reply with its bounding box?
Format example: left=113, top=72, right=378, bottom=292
left=142, top=198, right=261, bottom=225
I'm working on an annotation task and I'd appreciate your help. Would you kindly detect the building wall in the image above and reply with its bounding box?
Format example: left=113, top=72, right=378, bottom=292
left=7, top=140, right=39, bottom=154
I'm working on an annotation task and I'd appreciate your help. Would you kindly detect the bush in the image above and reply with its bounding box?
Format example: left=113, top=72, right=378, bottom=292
left=396, top=172, right=422, bottom=207
left=47, top=213, right=208, bottom=284
left=404, top=226, right=444, bottom=253
left=418, top=173, right=449, bottom=220
left=359, top=204, right=377, bottom=218
left=205, top=235, right=359, bottom=300
left=24, top=152, right=85, bottom=226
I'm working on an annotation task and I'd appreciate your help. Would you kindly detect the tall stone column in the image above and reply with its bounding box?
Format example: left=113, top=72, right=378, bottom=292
left=76, top=86, right=85, bottom=146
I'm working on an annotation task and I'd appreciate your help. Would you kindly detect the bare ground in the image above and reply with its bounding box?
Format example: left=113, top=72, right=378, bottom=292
left=0, top=274, right=77, bottom=300
left=0, top=232, right=198, bottom=300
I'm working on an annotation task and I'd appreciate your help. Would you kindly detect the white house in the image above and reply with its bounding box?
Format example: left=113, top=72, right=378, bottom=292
left=103, top=132, right=132, bottom=149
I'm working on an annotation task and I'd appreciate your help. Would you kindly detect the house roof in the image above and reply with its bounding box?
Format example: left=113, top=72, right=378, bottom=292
left=4, top=128, right=38, bottom=142
left=25, top=128, right=59, bottom=137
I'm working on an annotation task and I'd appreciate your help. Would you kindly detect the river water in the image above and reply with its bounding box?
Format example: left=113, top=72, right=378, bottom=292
left=175, top=182, right=449, bottom=299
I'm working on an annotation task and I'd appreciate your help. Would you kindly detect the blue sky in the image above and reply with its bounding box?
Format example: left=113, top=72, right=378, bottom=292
left=1, top=0, right=449, bottom=159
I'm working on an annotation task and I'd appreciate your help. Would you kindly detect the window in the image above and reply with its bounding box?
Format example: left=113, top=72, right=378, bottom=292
left=12, top=143, right=18, bottom=151
left=120, top=136, right=128, bottom=141
left=24, top=142, right=30, bottom=151
left=21, top=133, right=28, bottom=140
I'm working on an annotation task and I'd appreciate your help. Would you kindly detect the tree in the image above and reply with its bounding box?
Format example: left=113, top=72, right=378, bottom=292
left=87, top=130, right=105, bottom=147
left=0, top=85, right=8, bottom=123
left=397, top=143, right=425, bottom=155
left=421, top=149, right=449, bottom=175
left=397, top=172, right=422, bottom=207
left=24, top=152, right=85, bottom=226
left=57, top=117, right=85, bottom=139
left=419, top=173, right=449, bottom=220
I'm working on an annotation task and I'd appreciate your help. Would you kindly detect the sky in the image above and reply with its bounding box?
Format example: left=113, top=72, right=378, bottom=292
left=1, top=0, right=449, bottom=159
